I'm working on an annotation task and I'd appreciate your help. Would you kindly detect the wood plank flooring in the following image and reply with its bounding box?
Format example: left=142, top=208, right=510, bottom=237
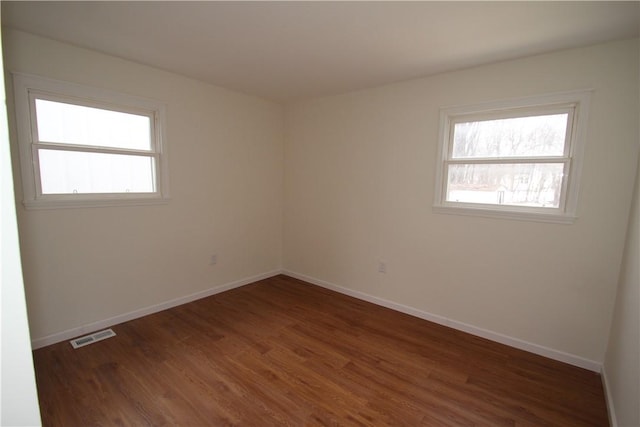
left=33, top=275, right=609, bottom=426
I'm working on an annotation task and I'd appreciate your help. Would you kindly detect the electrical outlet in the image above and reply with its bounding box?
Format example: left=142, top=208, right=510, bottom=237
left=209, top=254, right=218, bottom=266
left=378, top=261, right=386, bottom=273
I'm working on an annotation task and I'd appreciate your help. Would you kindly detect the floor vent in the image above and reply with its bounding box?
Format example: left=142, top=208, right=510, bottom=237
left=70, top=329, right=116, bottom=349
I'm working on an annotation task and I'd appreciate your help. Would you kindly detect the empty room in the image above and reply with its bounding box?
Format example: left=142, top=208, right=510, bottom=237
left=1, top=2, right=639, bottom=426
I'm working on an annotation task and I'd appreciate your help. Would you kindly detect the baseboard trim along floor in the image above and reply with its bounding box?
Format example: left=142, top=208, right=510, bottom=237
left=31, top=269, right=282, bottom=349
left=33, top=269, right=602, bottom=374
left=282, top=270, right=602, bottom=373
left=32, top=274, right=609, bottom=426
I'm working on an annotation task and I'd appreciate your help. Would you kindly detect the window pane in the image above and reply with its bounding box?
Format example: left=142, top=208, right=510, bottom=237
left=39, top=149, right=155, bottom=194
left=446, top=163, right=564, bottom=208
left=35, top=99, right=151, bottom=150
left=452, top=114, right=568, bottom=159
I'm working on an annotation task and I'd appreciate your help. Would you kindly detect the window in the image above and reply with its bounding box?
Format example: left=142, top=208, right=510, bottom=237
left=12, top=73, right=169, bottom=209
left=433, top=91, right=591, bottom=223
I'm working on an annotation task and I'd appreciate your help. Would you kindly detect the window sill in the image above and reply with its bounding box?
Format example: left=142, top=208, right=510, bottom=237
left=23, top=196, right=170, bottom=210
left=432, top=205, right=576, bottom=224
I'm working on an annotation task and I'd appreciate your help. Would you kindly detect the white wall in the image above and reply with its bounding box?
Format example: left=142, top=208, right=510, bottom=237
left=603, top=110, right=640, bottom=425
left=0, top=28, right=41, bottom=427
left=2, top=29, right=284, bottom=344
left=284, top=38, right=640, bottom=365
left=3, top=26, right=638, bottom=378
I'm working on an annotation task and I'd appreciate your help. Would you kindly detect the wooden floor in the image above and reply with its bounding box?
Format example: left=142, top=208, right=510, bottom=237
left=34, top=275, right=609, bottom=426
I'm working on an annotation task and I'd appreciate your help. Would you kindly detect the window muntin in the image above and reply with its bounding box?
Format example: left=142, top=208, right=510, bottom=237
left=434, top=91, right=591, bottom=223
left=12, top=73, right=169, bottom=209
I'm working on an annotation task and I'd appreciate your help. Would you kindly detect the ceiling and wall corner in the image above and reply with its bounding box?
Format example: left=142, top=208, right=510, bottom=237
left=0, top=2, right=639, bottom=425
left=1, top=1, right=638, bottom=102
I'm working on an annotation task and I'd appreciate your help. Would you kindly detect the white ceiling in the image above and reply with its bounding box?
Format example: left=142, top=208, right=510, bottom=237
left=2, top=1, right=639, bottom=102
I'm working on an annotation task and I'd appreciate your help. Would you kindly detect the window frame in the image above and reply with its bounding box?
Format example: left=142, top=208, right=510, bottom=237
left=12, top=73, right=170, bottom=209
left=433, top=90, right=591, bottom=224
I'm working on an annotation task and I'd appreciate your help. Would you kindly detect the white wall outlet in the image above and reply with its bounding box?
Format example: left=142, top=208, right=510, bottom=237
left=209, top=254, right=218, bottom=266
left=378, top=261, right=387, bottom=273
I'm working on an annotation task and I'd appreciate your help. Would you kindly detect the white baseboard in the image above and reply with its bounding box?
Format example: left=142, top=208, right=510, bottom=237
left=36, top=268, right=603, bottom=374
left=282, top=270, right=602, bottom=372
left=600, top=366, right=619, bottom=427
left=31, top=270, right=282, bottom=349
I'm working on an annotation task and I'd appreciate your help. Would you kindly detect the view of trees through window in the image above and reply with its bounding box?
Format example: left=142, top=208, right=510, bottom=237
left=446, top=113, right=570, bottom=208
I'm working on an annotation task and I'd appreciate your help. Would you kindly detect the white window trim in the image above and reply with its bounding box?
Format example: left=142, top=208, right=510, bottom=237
left=433, top=90, right=592, bottom=224
left=12, top=72, right=170, bottom=210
